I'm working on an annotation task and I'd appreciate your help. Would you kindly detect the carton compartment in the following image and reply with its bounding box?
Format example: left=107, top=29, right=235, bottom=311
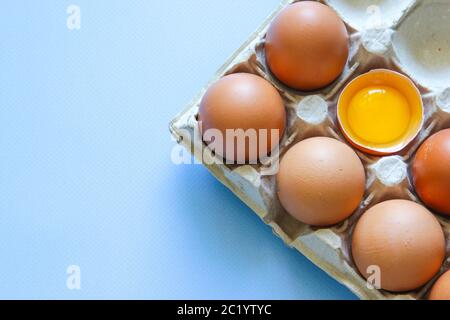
left=170, top=0, right=450, bottom=299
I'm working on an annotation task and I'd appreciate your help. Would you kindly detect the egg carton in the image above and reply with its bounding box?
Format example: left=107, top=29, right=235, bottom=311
left=169, top=0, right=450, bottom=300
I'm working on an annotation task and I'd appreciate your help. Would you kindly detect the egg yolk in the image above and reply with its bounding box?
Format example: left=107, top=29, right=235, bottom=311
left=347, top=86, right=411, bottom=144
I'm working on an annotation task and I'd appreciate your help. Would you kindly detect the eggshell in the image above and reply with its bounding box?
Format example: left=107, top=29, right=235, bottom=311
left=337, top=69, right=423, bottom=155
left=265, top=1, right=349, bottom=91
left=198, top=73, right=286, bottom=163
left=429, top=271, right=450, bottom=300
left=412, top=129, right=450, bottom=216
left=277, top=137, right=365, bottom=226
left=352, top=200, right=446, bottom=292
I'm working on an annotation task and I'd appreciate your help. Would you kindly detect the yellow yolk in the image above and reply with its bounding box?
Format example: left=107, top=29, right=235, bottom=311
left=347, top=86, right=411, bottom=144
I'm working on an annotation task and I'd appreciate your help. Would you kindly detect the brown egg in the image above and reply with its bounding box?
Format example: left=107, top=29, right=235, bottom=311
left=429, top=271, right=450, bottom=300
left=198, top=73, right=286, bottom=163
left=277, top=137, right=365, bottom=226
left=265, top=1, right=349, bottom=91
left=412, top=129, right=450, bottom=216
left=352, top=200, right=445, bottom=292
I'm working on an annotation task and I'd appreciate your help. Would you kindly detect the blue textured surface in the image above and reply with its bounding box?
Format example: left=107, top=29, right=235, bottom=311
left=0, top=0, right=357, bottom=299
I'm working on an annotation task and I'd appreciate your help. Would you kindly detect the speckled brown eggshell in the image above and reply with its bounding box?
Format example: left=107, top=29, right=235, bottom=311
left=277, top=137, right=366, bottom=227
left=412, top=129, right=450, bottom=217
left=265, top=1, right=349, bottom=91
left=198, top=73, right=286, bottom=163
left=429, top=271, right=450, bottom=300
left=352, top=200, right=446, bottom=293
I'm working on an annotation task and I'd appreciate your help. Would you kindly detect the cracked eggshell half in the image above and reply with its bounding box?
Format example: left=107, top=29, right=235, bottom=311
left=337, top=69, right=423, bottom=155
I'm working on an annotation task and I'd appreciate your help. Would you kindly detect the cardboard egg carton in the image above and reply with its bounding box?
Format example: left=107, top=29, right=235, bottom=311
left=169, top=0, right=450, bottom=299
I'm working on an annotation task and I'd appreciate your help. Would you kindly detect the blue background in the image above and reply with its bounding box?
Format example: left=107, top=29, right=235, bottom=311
left=0, top=1, right=356, bottom=299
